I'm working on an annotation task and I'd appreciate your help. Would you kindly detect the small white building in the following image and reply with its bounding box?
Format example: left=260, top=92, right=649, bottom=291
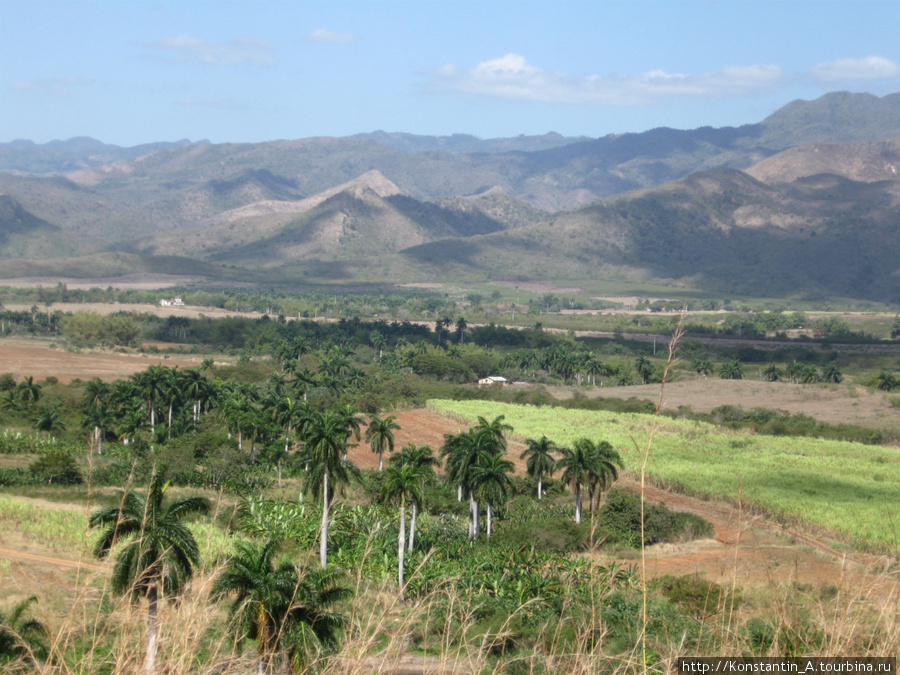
left=159, top=297, right=185, bottom=307
left=478, top=376, right=508, bottom=387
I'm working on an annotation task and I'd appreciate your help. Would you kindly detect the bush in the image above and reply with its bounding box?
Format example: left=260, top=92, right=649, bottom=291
left=597, top=489, right=713, bottom=546
left=655, top=574, right=738, bottom=617
left=28, top=451, right=83, bottom=485
left=492, top=518, right=589, bottom=552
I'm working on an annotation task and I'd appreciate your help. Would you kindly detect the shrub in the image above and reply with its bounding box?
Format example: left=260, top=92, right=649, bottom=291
left=597, top=488, right=714, bottom=546
left=28, top=451, right=83, bottom=485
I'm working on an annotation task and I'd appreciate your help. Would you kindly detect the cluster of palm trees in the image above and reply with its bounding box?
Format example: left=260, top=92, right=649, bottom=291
left=521, top=436, right=624, bottom=524
left=501, top=346, right=622, bottom=385
left=89, top=472, right=351, bottom=675
left=762, top=361, right=843, bottom=384
left=1, top=376, right=70, bottom=439
left=441, top=415, right=516, bottom=541
left=72, top=355, right=377, bottom=457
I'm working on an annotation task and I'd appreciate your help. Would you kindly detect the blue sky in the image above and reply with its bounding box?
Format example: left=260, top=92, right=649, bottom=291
left=2, top=0, right=900, bottom=146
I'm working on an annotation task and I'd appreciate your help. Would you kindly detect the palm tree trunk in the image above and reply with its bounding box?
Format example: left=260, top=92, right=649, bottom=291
left=486, top=503, right=492, bottom=539
left=538, top=471, right=543, bottom=500
left=257, top=603, right=267, bottom=675
left=408, top=499, right=417, bottom=552
left=457, top=484, right=463, bottom=502
left=575, top=483, right=582, bottom=524
left=146, top=585, right=159, bottom=675
left=320, top=472, right=329, bottom=568
left=398, top=497, right=406, bottom=601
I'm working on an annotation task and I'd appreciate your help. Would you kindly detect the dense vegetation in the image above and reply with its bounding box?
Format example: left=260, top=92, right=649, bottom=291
left=2, top=291, right=900, bottom=672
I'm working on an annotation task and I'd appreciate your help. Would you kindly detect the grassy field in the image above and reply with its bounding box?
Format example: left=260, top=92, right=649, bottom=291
left=429, top=399, right=900, bottom=553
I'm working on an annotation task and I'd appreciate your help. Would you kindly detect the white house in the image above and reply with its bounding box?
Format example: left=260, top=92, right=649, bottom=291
left=478, top=376, right=508, bottom=387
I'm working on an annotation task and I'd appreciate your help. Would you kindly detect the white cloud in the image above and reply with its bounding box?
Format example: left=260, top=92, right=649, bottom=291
left=144, top=36, right=275, bottom=67
left=810, top=56, right=900, bottom=82
left=304, top=29, right=358, bottom=44
left=8, top=77, right=94, bottom=95
left=427, top=54, right=785, bottom=105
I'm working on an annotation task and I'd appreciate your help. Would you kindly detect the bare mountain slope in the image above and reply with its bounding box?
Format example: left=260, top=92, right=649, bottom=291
left=398, top=168, right=900, bottom=299
left=746, top=137, right=900, bottom=184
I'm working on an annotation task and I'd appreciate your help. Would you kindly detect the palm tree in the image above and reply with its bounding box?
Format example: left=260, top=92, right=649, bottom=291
left=762, top=363, right=782, bottom=382
left=214, top=540, right=297, bottom=675
left=719, top=359, right=744, bottom=380
left=134, top=365, right=169, bottom=435
left=32, top=405, right=66, bottom=439
left=821, top=364, right=843, bottom=384
left=389, top=443, right=438, bottom=552
left=557, top=440, right=606, bottom=524
left=876, top=372, right=899, bottom=392
left=82, top=377, right=109, bottom=411
left=381, top=463, right=426, bottom=600
left=365, top=414, right=400, bottom=471
left=470, top=452, right=514, bottom=539
left=15, top=375, right=41, bottom=407
left=180, top=368, right=211, bottom=426
left=298, top=409, right=361, bottom=568
left=455, top=316, right=468, bottom=344
left=212, top=539, right=351, bottom=674
left=691, top=358, right=714, bottom=379
left=90, top=472, right=211, bottom=675
left=82, top=405, right=113, bottom=455
left=635, top=356, right=653, bottom=384
left=579, top=439, right=623, bottom=514
left=0, top=596, right=49, bottom=667
left=521, top=436, right=557, bottom=500
left=442, top=422, right=508, bottom=540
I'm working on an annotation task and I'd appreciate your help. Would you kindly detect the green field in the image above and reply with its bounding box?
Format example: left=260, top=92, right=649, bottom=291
left=429, top=399, right=900, bottom=552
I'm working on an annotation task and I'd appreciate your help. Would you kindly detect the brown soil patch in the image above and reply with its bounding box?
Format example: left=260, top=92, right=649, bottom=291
left=0, top=274, right=202, bottom=289
left=549, top=379, right=900, bottom=433
left=4, top=302, right=264, bottom=320
left=0, top=338, right=204, bottom=383
left=370, top=408, right=900, bottom=593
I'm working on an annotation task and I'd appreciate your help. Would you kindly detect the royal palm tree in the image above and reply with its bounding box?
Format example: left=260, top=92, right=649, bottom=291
left=90, top=473, right=211, bottom=675
left=455, top=316, right=468, bottom=344
left=380, top=463, right=426, bottom=600
left=470, top=452, right=514, bottom=539
left=212, top=538, right=351, bottom=674
left=82, top=405, right=114, bottom=455
left=133, top=365, right=170, bottom=435
left=298, top=409, right=361, bottom=568
left=389, top=443, right=438, bottom=551
left=579, top=439, right=623, bottom=514
left=0, top=596, right=48, bottom=666
left=557, top=441, right=595, bottom=524
left=521, top=436, right=557, bottom=500
left=365, top=414, right=400, bottom=471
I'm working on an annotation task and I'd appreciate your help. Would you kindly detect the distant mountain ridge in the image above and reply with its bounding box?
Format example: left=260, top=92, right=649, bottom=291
left=0, top=137, right=208, bottom=175
left=2, top=91, right=900, bottom=300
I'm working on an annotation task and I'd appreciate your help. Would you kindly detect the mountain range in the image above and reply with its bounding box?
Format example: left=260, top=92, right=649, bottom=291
left=1, top=91, right=900, bottom=300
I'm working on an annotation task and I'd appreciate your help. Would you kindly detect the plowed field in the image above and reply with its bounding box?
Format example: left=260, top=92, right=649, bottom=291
left=0, top=339, right=204, bottom=383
